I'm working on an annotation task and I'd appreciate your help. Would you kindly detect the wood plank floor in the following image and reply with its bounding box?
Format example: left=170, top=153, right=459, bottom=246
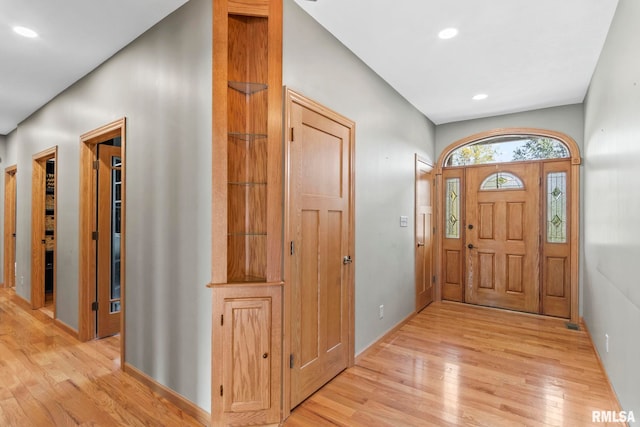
left=1, top=286, right=623, bottom=426
left=285, top=302, right=623, bottom=427
left=0, top=288, right=202, bottom=426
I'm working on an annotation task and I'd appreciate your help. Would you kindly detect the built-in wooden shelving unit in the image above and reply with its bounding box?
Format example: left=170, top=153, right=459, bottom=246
left=209, top=0, right=283, bottom=425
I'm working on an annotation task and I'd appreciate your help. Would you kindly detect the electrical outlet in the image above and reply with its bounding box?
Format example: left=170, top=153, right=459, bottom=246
left=605, top=333, right=609, bottom=353
left=379, top=304, right=384, bottom=319
left=20, top=276, right=24, bottom=286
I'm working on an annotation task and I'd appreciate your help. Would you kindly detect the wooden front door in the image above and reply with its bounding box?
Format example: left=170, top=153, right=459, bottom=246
left=464, top=163, right=540, bottom=313
left=415, top=157, right=434, bottom=311
left=96, top=144, right=122, bottom=338
left=287, top=91, right=354, bottom=409
left=4, top=167, right=17, bottom=288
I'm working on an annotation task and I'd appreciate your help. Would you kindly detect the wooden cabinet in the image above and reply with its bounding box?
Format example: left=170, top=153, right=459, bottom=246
left=210, top=0, right=283, bottom=425
left=211, top=285, right=282, bottom=426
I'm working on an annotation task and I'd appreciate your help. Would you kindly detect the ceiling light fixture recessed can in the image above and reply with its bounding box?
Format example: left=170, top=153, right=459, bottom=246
left=472, top=93, right=488, bottom=101
left=13, top=25, right=38, bottom=38
left=438, top=28, right=458, bottom=40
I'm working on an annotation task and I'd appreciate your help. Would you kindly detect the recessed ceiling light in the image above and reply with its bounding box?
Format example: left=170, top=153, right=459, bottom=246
left=438, top=28, right=458, bottom=40
left=472, top=93, right=488, bottom=101
left=13, top=25, right=38, bottom=38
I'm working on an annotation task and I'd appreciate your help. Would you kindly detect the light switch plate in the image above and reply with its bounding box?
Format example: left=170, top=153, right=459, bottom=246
left=400, top=216, right=408, bottom=227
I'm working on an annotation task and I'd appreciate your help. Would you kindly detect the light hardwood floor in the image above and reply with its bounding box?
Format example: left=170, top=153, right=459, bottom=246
left=1, top=288, right=623, bottom=426
left=286, top=302, right=623, bottom=426
left=0, top=288, right=202, bottom=426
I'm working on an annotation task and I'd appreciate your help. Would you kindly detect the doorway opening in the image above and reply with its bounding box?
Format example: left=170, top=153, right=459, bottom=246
left=31, top=147, right=57, bottom=317
left=4, top=165, right=17, bottom=289
left=415, top=155, right=434, bottom=312
left=79, top=118, right=126, bottom=360
left=436, top=129, right=581, bottom=323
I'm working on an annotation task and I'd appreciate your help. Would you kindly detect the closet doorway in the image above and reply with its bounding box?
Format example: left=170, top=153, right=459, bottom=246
left=79, top=118, right=126, bottom=348
left=31, top=147, right=57, bottom=316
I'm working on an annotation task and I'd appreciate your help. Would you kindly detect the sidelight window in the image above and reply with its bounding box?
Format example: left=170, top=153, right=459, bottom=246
left=547, top=172, right=567, bottom=243
left=445, top=178, right=460, bottom=238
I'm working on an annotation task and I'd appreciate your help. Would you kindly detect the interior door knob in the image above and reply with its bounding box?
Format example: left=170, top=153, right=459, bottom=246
left=468, top=243, right=474, bottom=249
left=417, top=242, right=425, bottom=247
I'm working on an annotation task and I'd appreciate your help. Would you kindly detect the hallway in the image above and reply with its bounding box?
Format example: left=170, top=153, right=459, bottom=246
left=0, top=286, right=623, bottom=426
left=0, top=288, right=202, bottom=426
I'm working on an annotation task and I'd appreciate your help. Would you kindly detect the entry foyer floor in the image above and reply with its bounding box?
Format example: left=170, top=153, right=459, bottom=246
left=285, top=302, right=622, bottom=426
left=0, top=288, right=621, bottom=426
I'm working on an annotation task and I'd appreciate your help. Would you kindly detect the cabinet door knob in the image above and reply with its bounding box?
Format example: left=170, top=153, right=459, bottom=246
left=262, top=353, right=268, bottom=359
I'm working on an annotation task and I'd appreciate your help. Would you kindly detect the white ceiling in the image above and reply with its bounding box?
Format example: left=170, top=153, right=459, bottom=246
left=0, top=0, right=188, bottom=135
left=293, top=0, right=619, bottom=124
left=0, top=1, right=619, bottom=135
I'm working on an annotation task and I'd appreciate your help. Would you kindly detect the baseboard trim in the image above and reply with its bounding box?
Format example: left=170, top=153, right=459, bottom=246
left=10, top=291, right=32, bottom=311
left=580, top=317, right=625, bottom=413
left=54, top=318, right=79, bottom=339
left=355, top=309, right=417, bottom=364
left=124, top=362, right=210, bottom=426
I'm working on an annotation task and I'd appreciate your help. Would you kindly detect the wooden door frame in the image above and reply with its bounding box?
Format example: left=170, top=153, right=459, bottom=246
left=415, top=155, right=434, bottom=311
left=78, top=118, right=126, bottom=356
left=31, top=147, right=58, bottom=311
left=435, top=128, right=581, bottom=323
left=4, top=165, right=18, bottom=288
left=283, top=88, right=355, bottom=418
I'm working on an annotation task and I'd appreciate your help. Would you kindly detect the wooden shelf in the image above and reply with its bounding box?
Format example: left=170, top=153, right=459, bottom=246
left=228, top=81, right=268, bottom=95
left=227, top=132, right=268, bottom=141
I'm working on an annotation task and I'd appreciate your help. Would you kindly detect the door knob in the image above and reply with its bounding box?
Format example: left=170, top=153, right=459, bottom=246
left=468, top=224, right=474, bottom=230
left=468, top=243, right=474, bottom=249
left=417, top=242, right=425, bottom=247
left=343, top=256, right=353, bottom=265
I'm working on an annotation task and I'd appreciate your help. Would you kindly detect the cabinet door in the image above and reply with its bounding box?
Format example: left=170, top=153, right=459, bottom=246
left=212, top=286, right=281, bottom=426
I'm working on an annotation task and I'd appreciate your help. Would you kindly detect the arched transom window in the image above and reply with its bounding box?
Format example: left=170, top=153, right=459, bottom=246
left=445, top=135, right=570, bottom=167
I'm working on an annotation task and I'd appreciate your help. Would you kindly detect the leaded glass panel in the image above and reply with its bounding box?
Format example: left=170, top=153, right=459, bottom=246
left=547, top=172, right=567, bottom=243
left=445, top=178, right=460, bottom=239
left=480, top=172, right=524, bottom=190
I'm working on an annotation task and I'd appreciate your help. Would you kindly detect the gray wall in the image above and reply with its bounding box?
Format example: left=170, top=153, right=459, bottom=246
left=583, top=0, right=640, bottom=417
left=435, top=104, right=585, bottom=156
left=5, top=130, right=18, bottom=166
left=8, top=0, right=212, bottom=411
left=284, top=0, right=436, bottom=353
